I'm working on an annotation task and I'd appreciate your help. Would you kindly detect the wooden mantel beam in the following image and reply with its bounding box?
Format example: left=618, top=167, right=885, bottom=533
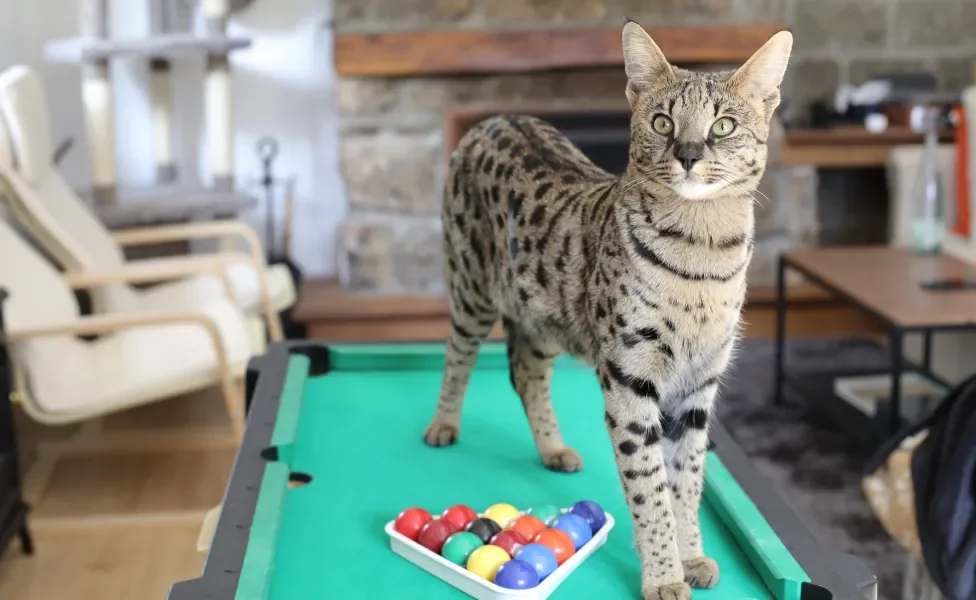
left=334, top=24, right=788, bottom=78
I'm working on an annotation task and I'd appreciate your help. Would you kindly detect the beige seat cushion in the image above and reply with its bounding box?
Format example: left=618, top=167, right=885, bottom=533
left=137, top=262, right=296, bottom=315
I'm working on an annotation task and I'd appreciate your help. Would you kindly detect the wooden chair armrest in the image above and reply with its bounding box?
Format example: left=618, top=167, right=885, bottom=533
left=112, top=222, right=274, bottom=312
left=2, top=310, right=220, bottom=341
left=63, top=255, right=252, bottom=301
left=113, top=221, right=265, bottom=263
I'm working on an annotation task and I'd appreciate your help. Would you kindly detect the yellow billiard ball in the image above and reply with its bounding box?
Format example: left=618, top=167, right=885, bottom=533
left=466, top=544, right=510, bottom=581
left=483, top=503, right=521, bottom=529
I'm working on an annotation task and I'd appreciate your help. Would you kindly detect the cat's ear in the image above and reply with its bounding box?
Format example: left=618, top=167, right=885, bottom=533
left=622, top=20, right=673, bottom=107
left=728, top=30, right=793, bottom=121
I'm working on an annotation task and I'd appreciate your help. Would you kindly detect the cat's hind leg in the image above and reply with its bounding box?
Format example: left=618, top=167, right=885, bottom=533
left=424, top=252, right=497, bottom=447
left=505, top=319, right=582, bottom=472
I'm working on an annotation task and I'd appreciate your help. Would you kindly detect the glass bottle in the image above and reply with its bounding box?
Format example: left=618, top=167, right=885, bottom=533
left=911, top=106, right=947, bottom=255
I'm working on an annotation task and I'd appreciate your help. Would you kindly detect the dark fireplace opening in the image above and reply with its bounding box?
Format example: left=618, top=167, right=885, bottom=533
left=445, top=106, right=632, bottom=175
left=540, top=110, right=631, bottom=174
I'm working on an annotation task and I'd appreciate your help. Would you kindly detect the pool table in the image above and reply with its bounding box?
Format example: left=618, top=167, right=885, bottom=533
left=169, top=342, right=877, bottom=600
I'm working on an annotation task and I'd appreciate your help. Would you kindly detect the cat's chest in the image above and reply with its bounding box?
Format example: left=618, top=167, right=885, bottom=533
left=614, top=280, right=743, bottom=358
left=667, top=291, right=740, bottom=337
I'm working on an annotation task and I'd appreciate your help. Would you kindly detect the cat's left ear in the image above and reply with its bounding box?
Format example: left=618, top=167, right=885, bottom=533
left=728, top=31, right=793, bottom=122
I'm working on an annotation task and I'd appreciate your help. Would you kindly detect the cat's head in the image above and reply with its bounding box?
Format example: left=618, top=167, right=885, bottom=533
left=621, top=21, right=792, bottom=201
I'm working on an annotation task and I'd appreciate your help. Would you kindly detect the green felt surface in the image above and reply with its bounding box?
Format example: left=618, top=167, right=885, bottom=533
left=245, top=345, right=806, bottom=600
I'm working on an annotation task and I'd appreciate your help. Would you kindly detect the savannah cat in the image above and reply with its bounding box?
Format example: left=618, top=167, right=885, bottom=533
left=423, top=21, right=793, bottom=599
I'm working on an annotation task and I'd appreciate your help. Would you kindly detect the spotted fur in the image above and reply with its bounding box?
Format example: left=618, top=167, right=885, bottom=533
left=424, top=22, right=792, bottom=599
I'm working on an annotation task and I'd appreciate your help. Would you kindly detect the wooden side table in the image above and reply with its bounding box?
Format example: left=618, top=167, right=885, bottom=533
left=0, top=288, right=33, bottom=559
left=774, top=247, right=976, bottom=447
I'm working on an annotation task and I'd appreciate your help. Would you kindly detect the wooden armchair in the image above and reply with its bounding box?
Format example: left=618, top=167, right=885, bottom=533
left=0, top=65, right=295, bottom=345
left=0, top=213, right=252, bottom=439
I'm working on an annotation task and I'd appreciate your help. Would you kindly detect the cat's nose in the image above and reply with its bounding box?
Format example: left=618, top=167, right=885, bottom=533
left=674, top=142, right=704, bottom=171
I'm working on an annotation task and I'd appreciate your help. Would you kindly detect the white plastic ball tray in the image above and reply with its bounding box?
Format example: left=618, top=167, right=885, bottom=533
left=384, top=508, right=615, bottom=600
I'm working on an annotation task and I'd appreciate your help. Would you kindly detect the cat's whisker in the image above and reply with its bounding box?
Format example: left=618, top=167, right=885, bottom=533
left=622, top=177, right=651, bottom=194
left=717, top=175, right=766, bottom=209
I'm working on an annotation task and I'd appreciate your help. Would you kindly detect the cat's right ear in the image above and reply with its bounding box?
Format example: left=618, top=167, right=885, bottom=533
left=622, top=20, right=673, bottom=107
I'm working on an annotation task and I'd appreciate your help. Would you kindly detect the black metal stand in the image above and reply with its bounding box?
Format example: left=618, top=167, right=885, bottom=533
left=0, top=288, right=33, bottom=557
left=773, top=256, right=959, bottom=449
left=253, top=137, right=305, bottom=340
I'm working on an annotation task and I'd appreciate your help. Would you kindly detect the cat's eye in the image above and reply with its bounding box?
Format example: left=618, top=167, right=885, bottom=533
left=711, top=117, right=736, bottom=137
left=651, top=115, right=674, bottom=136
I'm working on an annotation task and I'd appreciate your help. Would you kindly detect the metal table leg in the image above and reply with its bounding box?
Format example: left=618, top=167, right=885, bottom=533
left=774, top=255, right=788, bottom=406
left=921, top=330, right=932, bottom=372
left=19, top=523, right=33, bottom=554
left=888, top=330, right=904, bottom=435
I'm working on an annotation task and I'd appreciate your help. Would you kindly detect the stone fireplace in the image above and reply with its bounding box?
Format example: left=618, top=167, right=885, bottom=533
left=331, top=3, right=817, bottom=296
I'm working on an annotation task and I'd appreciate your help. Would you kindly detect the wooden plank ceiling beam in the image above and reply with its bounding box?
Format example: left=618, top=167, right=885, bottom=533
left=334, top=24, right=788, bottom=78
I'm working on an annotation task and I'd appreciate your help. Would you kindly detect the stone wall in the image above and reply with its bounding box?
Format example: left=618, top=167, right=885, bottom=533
left=332, top=0, right=976, bottom=293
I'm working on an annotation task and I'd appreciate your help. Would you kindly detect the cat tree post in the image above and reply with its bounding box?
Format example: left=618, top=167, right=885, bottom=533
left=202, top=0, right=234, bottom=192
left=79, top=0, right=117, bottom=206
left=42, top=0, right=257, bottom=237
left=150, top=59, right=176, bottom=183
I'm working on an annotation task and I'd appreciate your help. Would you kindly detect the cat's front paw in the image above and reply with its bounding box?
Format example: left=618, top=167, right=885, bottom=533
left=542, top=447, right=583, bottom=472
left=642, top=581, right=691, bottom=600
left=423, top=421, right=459, bottom=446
left=683, top=556, right=720, bottom=589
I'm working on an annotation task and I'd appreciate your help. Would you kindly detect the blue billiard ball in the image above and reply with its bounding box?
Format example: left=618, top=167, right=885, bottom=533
left=514, top=543, right=558, bottom=580
left=551, top=513, right=592, bottom=549
left=570, top=500, right=606, bottom=532
left=494, top=559, right=540, bottom=589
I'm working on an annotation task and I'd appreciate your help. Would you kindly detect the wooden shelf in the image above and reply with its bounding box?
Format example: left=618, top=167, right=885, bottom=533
left=293, top=279, right=872, bottom=343
left=781, top=126, right=954, bottom=168
left=333, top=24, right=786, bottom=78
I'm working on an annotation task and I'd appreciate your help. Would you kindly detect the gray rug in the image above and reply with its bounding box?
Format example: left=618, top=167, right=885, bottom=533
left=717, top=338, right=905, bottom=600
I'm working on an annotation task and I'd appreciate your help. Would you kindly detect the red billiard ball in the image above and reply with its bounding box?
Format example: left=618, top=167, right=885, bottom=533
left=441, top=504, right=478, bottom=531
left=394, top=507, right=433, bottom=541
left=534, top=528, right=575, bottom=565
left=490, top=530, right=529, bottom=557
left=417, top=519, right=458, bottom=554
left=510, top=515, right=546, bottom=541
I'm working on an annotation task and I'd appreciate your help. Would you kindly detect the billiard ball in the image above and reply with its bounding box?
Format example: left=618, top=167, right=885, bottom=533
left=514, top=543, right=559, bottom=580
left=526, top=503, right=561, bottom=526
left=510, top=515, right=547, bottom=542
left=483, top=503, right=521, bottom=529
left=551, top=513, right=592, bottom=549
left=490, top=530, right=528, bottom=557
left=533, top=528, right=575, bottom=565
left=417, top=519, right=458, bottom=554
left=570, top=500, right=607, bottom=532
left=441, top=531, right=483, bottom=566
left=466, top=517, right=502, bottom=544
left=441, top=504, right=478, bottom=531
left=466, top=544, right=510, bottom=581
left=494, top=558, right=540, bottom=590
left=394, top=507, right=433, bottom=541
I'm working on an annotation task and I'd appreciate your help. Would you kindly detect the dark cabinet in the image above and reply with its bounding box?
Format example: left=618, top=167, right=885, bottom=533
left=0, top=288, right=33, bottom=559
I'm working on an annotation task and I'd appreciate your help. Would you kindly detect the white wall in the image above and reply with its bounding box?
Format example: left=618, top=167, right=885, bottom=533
left=0, top=0, right=345, bottom=277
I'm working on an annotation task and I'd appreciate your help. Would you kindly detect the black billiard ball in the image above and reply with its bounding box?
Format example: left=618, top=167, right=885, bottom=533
left=465, top=517, right=502, bottom=544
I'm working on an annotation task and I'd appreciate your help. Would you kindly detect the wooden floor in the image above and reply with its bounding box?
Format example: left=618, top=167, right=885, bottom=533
left=0, top=387, right=238, bottom=600
left=0, top=280, right=882, bottom=600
